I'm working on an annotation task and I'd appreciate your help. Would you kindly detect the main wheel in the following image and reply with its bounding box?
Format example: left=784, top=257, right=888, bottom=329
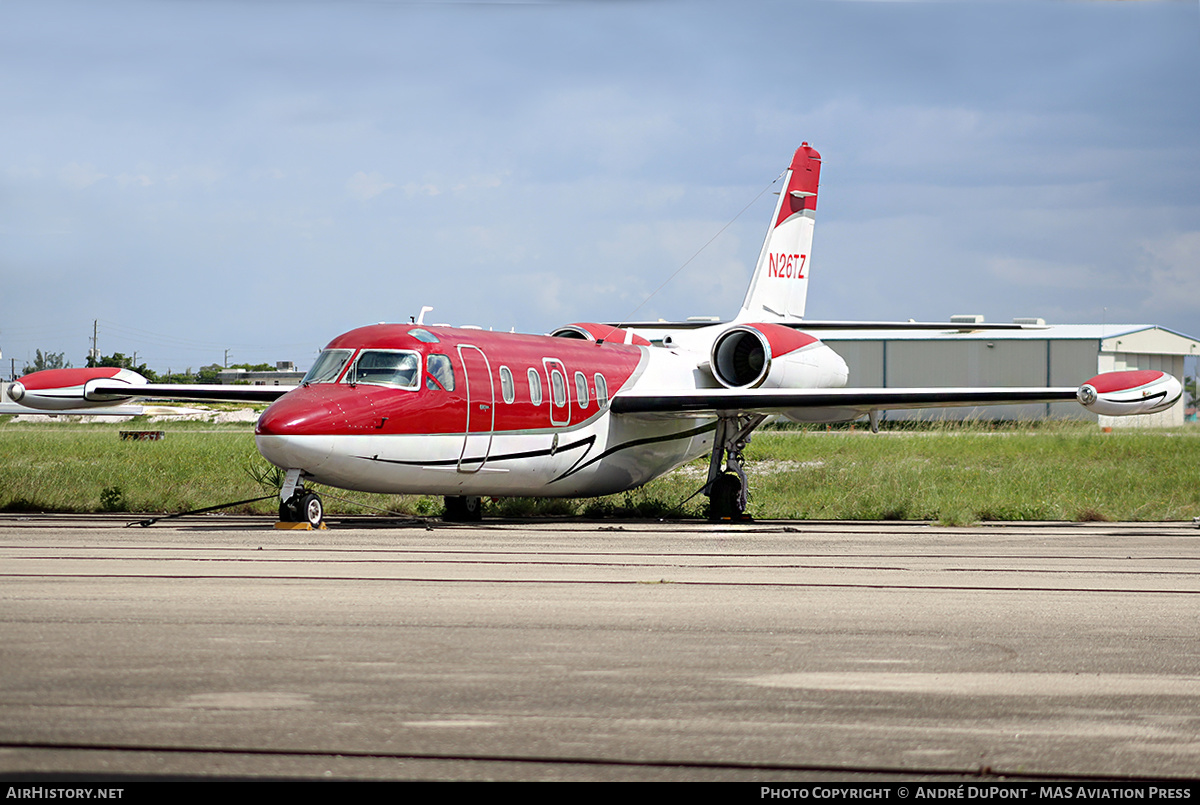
left=707, top=472, right=745, bottom=521
left=444, top=495, right=483, bottom=522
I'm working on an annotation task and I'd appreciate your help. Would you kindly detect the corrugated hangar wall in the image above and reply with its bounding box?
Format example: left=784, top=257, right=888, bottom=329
left=821, top=330, right=1191, bottom=426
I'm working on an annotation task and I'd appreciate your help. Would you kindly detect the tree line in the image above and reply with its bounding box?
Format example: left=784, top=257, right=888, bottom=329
left=20, top=350, right=277, bottom=384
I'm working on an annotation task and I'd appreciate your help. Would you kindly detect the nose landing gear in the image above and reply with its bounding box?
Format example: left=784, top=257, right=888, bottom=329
left=277, top=469, right=326, bottom=529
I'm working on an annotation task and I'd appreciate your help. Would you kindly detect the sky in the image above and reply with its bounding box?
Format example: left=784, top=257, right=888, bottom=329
left=1, top=0, right=1198, bottom=375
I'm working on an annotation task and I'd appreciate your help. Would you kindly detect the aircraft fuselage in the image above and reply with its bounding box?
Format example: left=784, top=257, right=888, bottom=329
left=254, top=323, right=724, bottom=498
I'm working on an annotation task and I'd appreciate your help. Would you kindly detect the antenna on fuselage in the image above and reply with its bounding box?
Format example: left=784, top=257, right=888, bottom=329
left=416, top=306, right=434, bottom=326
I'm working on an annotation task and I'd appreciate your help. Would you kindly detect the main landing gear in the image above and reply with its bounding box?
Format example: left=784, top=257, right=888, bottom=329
left=278, top=469, right=325, bottom=528
left=443, top=495, right=483, bottom=523
left=704, top=414, right=766, bottom=522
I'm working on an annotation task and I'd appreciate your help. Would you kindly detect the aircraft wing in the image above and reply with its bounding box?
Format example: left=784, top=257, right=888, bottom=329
left=86, top=382, right=294, bottom=404
left=0, top=401, right=146, bottom=417
left=610, top=386, right=1082, bottom=422
left=613, top=319, right=1045, bottom=332
left=6, top=369, right=296, bottom=412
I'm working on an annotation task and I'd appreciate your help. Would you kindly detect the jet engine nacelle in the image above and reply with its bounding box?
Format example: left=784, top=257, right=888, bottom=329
left=1076, top=370, right=1182, bottom=417
left=7, top=367, right=148, bottom=410
left=709, top=322, right=847, bottom=390
left=550, top=323, right=651, bottom=347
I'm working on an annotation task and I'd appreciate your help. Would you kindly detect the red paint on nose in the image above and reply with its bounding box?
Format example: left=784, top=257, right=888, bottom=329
left=256, top=387, right=349, bottom=436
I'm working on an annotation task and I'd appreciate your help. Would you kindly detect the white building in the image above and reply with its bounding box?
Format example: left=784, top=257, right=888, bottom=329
left=216, top=362, right=305, bottom=386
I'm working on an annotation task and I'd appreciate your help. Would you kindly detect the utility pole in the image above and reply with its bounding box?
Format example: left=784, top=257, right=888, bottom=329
left=90, top=320, right=99, bottom=366
left=224, top=349, right=230, bottom=368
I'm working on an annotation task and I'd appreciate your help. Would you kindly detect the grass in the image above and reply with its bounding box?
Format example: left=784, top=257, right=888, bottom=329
left=745, top=423, right=1200, bottom=523
left=1, top=416, right=1197, bottom=522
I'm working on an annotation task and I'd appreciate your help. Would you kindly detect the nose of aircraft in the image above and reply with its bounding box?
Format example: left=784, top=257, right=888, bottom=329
left=254, top=387, right=350, bottom=473
left=255, top=386, right=349, bottom=436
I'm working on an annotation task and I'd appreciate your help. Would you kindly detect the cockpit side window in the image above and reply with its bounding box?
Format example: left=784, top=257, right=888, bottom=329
left=425, top=353, right=456, bottom=392
left=349, top=350, right=420, bottom=389
left=304, top=349, right=354, bottom=384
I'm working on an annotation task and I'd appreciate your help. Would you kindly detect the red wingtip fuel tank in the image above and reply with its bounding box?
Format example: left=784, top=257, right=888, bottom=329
left=1077, top=370, right=1182, bottom=417
left=7, top=367, right=147, bottom=410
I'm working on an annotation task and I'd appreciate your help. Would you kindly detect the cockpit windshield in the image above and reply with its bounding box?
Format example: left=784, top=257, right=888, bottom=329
left=349, top=350, right=421, bottom=389
left=303, top=349, right=353, bottom=384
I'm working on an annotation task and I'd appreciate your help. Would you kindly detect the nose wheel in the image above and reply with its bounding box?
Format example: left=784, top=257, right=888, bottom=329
left=280, top=490, right=325, bottom=527
left=278, top=470, right=325, bottom=528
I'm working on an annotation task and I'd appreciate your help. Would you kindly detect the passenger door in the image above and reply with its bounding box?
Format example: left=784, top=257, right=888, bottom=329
left=457, top=345, right=495, bottom=472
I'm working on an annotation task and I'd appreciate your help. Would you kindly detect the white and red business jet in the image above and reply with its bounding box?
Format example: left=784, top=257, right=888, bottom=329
left=7, top=143, right=1181, bottom=526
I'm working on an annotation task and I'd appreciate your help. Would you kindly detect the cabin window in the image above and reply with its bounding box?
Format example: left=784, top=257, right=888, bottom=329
left=499, top=366, right=514, bottom=404
left=349, top=350, right=421, bottom=389
left=528, top=368, right=543, bottom=406
left=550, top=368, right=567, bottom=408
left=304, top=349, right=354, bottom=384
left=426, top=354, right=455, bottom=392
left=574, top=371, right=589, bottom=408
left=594, top=373, right=609, bottom=408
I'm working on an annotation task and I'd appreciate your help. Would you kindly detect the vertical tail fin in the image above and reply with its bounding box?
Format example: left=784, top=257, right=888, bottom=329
left=737, top=143, right=821, bottom=321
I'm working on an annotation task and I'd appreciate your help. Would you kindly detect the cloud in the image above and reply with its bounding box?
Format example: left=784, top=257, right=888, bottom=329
left=59, top=162, right=106, bottom=189
left=116, top=173, right=154, bottom=188
left=403, top=182, right=441, bottom=197
left=163, top=165, right=223, bottom=187
left=985, top=256, right=1117, bottom=290
left=1135, top=231, right=1200, bottom=315
left=346, top=171, right=395, bottom=200
left=2, top=0, right=1196, bottom=368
